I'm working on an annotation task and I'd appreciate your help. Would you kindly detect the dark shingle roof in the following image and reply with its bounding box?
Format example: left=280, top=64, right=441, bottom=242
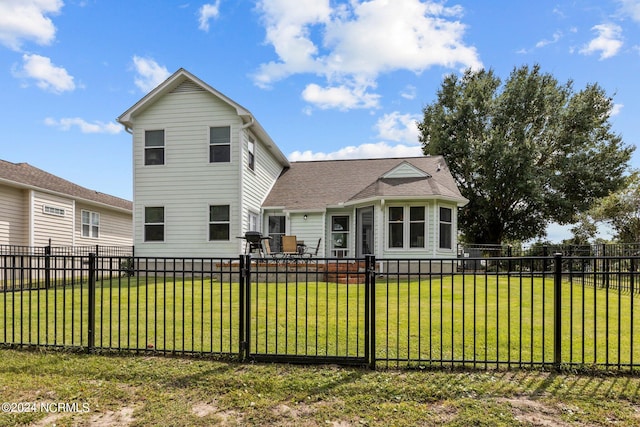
left=263, top=156, right=467, bottom=210
left=0, top=160, right=132, bottom=211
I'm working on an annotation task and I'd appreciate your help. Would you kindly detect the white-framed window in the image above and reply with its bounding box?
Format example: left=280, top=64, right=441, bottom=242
left=210, top=126, right=231, bottom=163
left=145, top=130, right=164, bottom=165
left=387, top=205, right=426, bottom=249
left=439, top=207, right=453, bottom=250
left=248, top=211, right=259, bottom=232
left=247, top=137, right=255, bottom=171
left=209, top=205, right=230, bottom=241
left=331, top=215, right=350, bottom=258
left=82, top=210, right=100, bottom=238
left=43, top=205, right=65, bottom=216
left=144, top=206, right=164, bottom=242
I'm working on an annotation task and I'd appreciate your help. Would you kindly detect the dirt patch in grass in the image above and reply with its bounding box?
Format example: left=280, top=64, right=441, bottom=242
left=500, top=397, right=573, bottom=426
left=88, top=406, right=136, bottom=426
left=192, top=401, right=244, bottom=424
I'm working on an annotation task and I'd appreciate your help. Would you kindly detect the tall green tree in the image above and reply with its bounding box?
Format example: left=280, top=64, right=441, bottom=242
left=419, top=64, right=633, bottom=244
left=577, top=172, right=640, bottom=243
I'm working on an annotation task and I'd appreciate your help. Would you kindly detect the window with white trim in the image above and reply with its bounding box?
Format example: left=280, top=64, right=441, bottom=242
left=439, top=207, right=453, bottom=249
left=145, top=130, right=164, bottom=165
left=248, top=211, right=259, bottom=232
left=210, top=126, right=230, bottom=163
left=43, top=205, right=65, bottom=216
left=387, top=205, right=426, bottom=249
left=82, top=210, right=100, bottom=238
left=209, top=205, right=230, bottom=240
left=247, top=137, right=255, bottom=170
left=144, top=207, right=164, bottom=242
left=331, top=215, right=349, bottom=258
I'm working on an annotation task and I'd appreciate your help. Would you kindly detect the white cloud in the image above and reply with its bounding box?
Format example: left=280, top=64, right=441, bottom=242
left=535, top=30, right=562, bottom=48
left=618, top=0, right=640, bottom=22
left=254, top=0, right=481, bottom=110
left=580, top=23, right=623, bottom=59
left=44, top=117, right=122, bottom=134
left=374, top=112, right=420, bottom=143
left=302, top=81, right=380, bottom=110
left=0, top=0, right=62, bottom=50
left=198, top=1, right=221, bottom=32
left=611, top=103, right=624, bottom=116
left=15, top=54, right=75, bottom=93
left=132, top=56, right=171, bottom=93
left=289, top=141, right=423, bottom=161
left=400, top=85, right=417, bottom=100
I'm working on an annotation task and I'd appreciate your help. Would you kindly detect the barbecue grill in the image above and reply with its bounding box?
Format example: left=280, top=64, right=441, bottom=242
left=239, top=231, right=271, bottom=255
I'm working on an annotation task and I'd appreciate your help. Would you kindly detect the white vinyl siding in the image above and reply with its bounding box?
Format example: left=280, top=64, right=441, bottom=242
left=76, top=203, right=132, bottom=246
left=0, top=184, right=28, bottom=245
left=132, top=89, right=244, bottom=256
left=32, top=192, right=74, bottom=247
left=241, top=130, right=283, bottom=235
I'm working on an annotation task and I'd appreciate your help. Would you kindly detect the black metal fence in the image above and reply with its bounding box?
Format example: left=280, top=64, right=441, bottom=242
left=2, top=252, right=640, bottom=371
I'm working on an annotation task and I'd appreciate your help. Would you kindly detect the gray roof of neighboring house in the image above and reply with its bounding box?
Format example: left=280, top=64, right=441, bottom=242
left=262, top=156, right=468, bottom=211
left=0, top=160, right=132, bottom=211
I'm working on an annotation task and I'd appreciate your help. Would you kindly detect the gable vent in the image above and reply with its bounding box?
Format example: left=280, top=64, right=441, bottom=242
left=171, top=80, right=206, bottom=94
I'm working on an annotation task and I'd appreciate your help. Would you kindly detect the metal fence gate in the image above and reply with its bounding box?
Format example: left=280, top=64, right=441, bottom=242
left=242, top=255, right=375, bottom=366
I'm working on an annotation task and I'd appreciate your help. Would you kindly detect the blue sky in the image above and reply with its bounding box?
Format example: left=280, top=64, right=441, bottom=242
left=1, top=0, right=639, bottom=242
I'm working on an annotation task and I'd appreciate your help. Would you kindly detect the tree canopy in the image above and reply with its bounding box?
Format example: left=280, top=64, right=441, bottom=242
left=419, top=64, right=633, bottom=244
left=571, top=171, right=640, bottom=243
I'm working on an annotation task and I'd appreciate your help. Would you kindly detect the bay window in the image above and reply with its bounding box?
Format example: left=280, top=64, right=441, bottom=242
left=387, top=205, right=426, bottom=249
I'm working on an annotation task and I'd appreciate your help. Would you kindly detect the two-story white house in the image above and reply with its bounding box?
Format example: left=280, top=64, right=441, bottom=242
left=117, top=68, right=467, bottom=258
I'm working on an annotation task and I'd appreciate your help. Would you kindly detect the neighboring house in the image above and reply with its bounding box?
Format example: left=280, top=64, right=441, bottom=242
left=117, top=68, right=467, bottom=258
left=0, top=160, right=132, bottom=248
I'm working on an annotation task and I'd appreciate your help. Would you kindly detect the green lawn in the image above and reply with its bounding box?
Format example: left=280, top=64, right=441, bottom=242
left=2, top=273, right=640, bottom=369
left=2, top=349, right=640, bottom=426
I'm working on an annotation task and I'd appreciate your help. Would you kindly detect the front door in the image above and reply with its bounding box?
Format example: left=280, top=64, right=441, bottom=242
left=357, top=206, right=374, bottom=257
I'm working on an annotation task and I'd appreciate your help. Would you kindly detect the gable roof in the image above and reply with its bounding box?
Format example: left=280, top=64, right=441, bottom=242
left=0, top=160, right=132, bottom=212
left=117, top=68, right=289, bottom=167
left=262, top=156, right=468, bottom=211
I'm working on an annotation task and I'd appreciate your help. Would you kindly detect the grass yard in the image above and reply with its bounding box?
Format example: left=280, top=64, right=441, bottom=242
left=2, top=273, right=640, bottom=368
left=2, top=349, right=640, bottom=426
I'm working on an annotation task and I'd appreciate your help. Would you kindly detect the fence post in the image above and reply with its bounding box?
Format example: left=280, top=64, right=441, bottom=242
left=365, top=255, right=376, bottom=369
left=239, top=254, right=251, bottom=361
left=44, top=243, right=51, bottom=289
left=553, top=253, right=563, bottom=369
left=87, top=253, right=96, bottom=353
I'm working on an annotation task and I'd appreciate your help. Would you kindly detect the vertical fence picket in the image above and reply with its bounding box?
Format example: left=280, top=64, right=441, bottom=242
left=87, top=253, right=96, bottom=353
left=553, top=253, right=563, bottom=368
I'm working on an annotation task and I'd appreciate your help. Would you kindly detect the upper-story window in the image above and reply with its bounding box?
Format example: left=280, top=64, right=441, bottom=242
left=248, top=137, right=255, bottom=170
left=82, top=210, right=100, bottom=238
left=210, top=126, right=230, bottom=163
left=145, top=130, right=165, bottom=165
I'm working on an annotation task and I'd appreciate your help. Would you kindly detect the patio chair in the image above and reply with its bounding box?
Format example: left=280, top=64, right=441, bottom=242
left=281, top=235, right=299, bottom=258
left=302, top=238, right=322, bottom=258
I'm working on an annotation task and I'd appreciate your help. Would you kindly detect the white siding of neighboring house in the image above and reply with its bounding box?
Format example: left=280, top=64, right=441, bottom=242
left=241, top=130, right=285, bottom=239
left=0, top=184, right=28, bottom=246
left=75, top=202, right=132, bottom=246
left=132, top=87, right=244, bottom=257
left=32, top=191, right=74, bottom=247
